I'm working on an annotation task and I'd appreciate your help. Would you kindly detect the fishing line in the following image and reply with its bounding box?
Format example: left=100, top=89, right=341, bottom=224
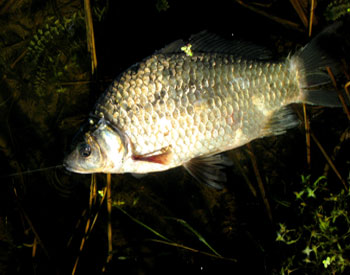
left=1, top=165, right=64, bottom=178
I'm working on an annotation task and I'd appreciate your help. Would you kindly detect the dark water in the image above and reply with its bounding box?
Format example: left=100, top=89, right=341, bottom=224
left=0, top=0, right=349, bottom=274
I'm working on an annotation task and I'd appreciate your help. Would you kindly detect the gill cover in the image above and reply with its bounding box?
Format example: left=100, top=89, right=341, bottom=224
left=64, top=119, right=127, bottom=173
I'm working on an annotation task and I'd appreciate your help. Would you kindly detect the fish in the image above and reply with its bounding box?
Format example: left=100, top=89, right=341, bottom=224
left=64, top=19, right=349, bottom=189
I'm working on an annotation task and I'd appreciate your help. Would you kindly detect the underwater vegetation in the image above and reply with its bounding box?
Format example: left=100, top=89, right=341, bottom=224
left=277, top=175, right=350, bottom=274
left=25, top=12, right=87, bottom=96
left=324, top=0, right=350, bottom=21
left=0, top=0, right=349, bottom=274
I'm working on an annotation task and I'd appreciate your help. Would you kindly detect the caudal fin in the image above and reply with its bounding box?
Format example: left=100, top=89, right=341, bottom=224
left=292, top=16, right=350, bottom=107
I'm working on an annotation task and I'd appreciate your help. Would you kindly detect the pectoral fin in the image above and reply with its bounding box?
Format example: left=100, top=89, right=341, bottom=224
left=132, top=146, right=173, bottom=165
left=183, top=153, right=232, bottom=190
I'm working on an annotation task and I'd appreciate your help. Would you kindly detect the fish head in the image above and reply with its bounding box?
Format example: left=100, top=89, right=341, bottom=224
left=64, top=119, right=127, bottom=173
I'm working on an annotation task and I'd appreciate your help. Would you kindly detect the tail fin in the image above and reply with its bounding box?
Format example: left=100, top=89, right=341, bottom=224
left=292, top=16, right=350, bottom=107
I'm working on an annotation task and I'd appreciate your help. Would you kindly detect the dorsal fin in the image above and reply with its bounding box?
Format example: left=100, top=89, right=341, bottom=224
left=160, top=30, right=272, bottom=60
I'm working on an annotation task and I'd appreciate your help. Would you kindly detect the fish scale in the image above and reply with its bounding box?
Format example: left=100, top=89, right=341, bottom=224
left=64, top=23, right=349, bottom=188
left=94, top=53, right=298, bottom=166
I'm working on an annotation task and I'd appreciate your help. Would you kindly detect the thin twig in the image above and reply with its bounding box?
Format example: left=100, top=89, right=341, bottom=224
left=289, top=0, right=308, bottom=27
left=308, top=0, right=315, bottom=37
left=32, top=237, right=37, bottom=258
left=302, top=0, right=315, bottom=171
left=10, top=49, right=27, bottom=69
left=326, top=68, right=350, bottom=121
left=89, top=186, right=107, bottom=235
left=303, top=104, right=311, bottom=169
left=232, top=151, right=257, bottom=197
left=235, top=0, right=303, bottom=32
left=72, top=174, right=97, bottom=275
left=345, top=81, right=350, bottom=105
left=246, top=143, right=273, bottom=222
left=310, top=131, right=348, bottom=191
left=323, top=128, right=350, bottom=178
left=13, top=187, right=50, bottom=259
left=102, top=173, right=113, bottom=273
left=84, top=0, right=98, bottom=74
left=66, top=209, right=87, bottom=248
left=295, top=109, right=348, bottom=191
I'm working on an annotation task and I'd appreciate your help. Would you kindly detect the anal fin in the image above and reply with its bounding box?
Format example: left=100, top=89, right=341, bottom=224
left=183, top=154, right=232, bottom=190
left=262, top=106, right=299, bottom=136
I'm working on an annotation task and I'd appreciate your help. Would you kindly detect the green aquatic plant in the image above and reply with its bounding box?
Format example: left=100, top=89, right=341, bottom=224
left=324, top=0, right=350, bottom=21
left=276, top=175, right=350, bottom=274
left=104, top=188, right=236, bottom=262
left=156, top=0, right=170, bottom=12
left=26, top=17, right=68, bottom=64
left=23, top=1, right=108, bottom=97
left=181, top=44, right=193, bottom=57
left=165, top=217, right=221, bottom=257
left=25, top=12, right=87, bottom=96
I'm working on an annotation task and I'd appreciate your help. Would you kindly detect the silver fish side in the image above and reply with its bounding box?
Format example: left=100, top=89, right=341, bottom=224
left=95, top=53, right=300, bottom=166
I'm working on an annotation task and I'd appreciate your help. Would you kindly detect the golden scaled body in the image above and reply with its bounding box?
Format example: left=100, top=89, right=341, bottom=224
left=95, top=53, right=300, bottom=171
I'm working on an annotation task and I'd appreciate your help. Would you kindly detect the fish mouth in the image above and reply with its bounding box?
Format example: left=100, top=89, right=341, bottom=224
left=63, top=159, right=88, bottom=174
left=62, top=161, right=77, bottom=173
left=63, top=156, right=103, bottom=174
left=63, top=163, right=92, bottom=174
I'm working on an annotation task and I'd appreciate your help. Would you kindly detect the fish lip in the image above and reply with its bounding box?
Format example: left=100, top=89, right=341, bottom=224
left=63, top=161, right=85, bottom=174
left=62, top=162, right=75, bottom=172
left=63, top=163, right=92, bottom=174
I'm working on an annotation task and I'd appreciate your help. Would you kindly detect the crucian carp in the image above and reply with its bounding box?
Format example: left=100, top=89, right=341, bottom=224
left=64, top=19, right=349, bottom=189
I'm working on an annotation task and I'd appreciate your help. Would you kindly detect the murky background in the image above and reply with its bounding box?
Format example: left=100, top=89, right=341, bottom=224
left=0, top=0, right=349, bottom=274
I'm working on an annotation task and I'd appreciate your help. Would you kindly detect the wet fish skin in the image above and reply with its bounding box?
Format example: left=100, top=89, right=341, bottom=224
left=64, top=22, right=348, bottom=188
left=95, top=53, right=299, bottom=166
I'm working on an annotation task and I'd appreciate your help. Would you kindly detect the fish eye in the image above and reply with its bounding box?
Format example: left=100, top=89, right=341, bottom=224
left=79, top=143, right=91, bottom=157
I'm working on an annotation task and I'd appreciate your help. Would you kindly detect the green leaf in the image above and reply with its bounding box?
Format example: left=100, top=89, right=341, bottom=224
left=166, top=217, right=221, bottom=257
left=114, top=204, right=172, bottom=242
left=302, top=246, right=313, bottom=257
left=306, top=187, right=316, bottom=198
